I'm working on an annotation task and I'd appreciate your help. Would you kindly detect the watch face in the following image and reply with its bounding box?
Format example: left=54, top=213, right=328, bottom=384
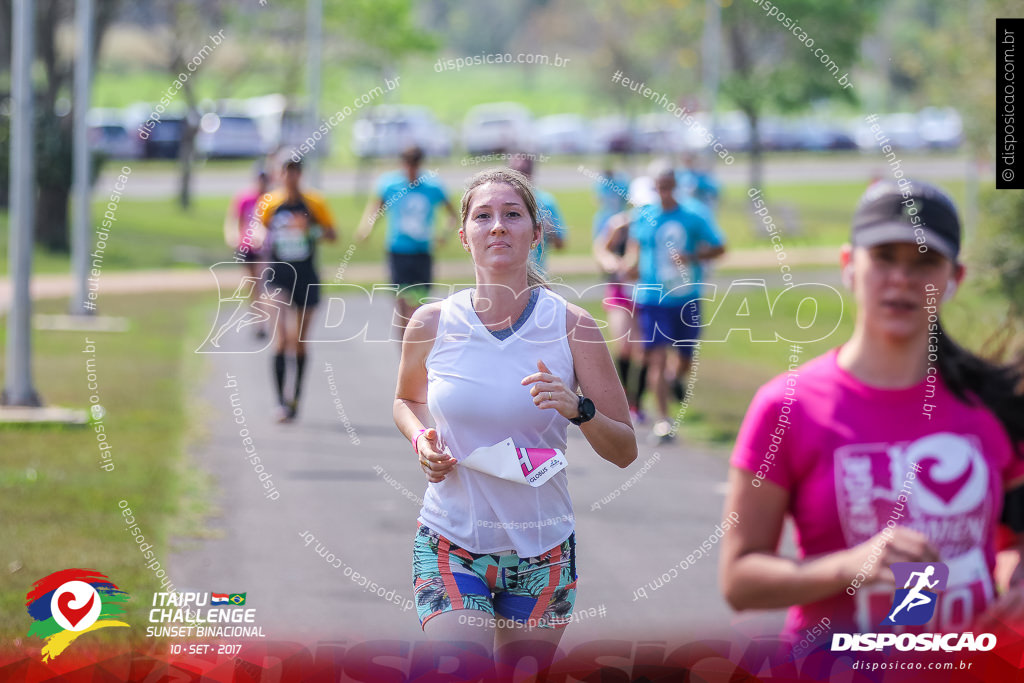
left=580, top=396, right=595, bottom=421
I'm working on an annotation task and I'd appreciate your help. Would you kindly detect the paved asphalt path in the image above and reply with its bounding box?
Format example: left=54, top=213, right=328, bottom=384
left=168, top=276, right=799, bottom=651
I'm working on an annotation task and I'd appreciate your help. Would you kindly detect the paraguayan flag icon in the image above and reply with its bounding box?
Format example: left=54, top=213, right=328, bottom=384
left=458, top=438, right=567, bottom=487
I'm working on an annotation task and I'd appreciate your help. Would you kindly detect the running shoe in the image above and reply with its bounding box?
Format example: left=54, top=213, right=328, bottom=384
left=286, top=400, right=298, bottom=421
left=651, top=420, right=675, bottom=445
left=275, top=404, right=292, bottom=423
left=629, top=407, right=648, bottom=426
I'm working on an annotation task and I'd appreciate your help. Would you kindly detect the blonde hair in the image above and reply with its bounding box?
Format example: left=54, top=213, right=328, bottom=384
left=459, top=168, right=548, bottom=290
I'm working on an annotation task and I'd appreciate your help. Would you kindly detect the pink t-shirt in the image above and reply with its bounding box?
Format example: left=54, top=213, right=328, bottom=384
left=233, top=190, right=263, bottom=251
left=731, top=347, right=1024, bottom=636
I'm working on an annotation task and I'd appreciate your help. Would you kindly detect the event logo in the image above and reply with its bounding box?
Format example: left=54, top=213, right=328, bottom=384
left=833, top=561, right=997, bottom=653
left=881, top=562, right=948, bottom=626
left=25, top=569, right=130, bottom=662
left=196, top=262, right=295, bottom=354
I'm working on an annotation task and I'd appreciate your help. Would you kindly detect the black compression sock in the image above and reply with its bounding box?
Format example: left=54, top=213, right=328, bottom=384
left=634, top=362, right=649, bottom=409
left=274, top=352, right=287, bottom=406
left=616, top=356, right=631, bottom=388
left=293, top=352, right=307, bottom=403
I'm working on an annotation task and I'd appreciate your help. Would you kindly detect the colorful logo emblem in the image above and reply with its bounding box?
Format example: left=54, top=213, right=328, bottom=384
left=25, top=569, right=130, bottom=661
left=881, top=562, right=949, bottom=626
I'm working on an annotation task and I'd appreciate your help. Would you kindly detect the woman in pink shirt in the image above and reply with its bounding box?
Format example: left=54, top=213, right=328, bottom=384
left=720, top=180, right=1024, bottom=641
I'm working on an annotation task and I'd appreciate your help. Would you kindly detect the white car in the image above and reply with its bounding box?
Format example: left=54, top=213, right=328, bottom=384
left=856, top=113, right=925, bottom=151
left=352, top=105, right=452, bottom=159
left=87, top=109, right=143, bottom=159
left=917, top=107, right=963, bottom=149
left=462, top=102, right=533, bottom=155
left=196, top=113, right=266, bottom=158
left=534, top=114, right=594, bottom=155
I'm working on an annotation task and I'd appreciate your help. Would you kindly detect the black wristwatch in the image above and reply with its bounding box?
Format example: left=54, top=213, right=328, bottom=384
left=569, top=395, right=596, bottom=425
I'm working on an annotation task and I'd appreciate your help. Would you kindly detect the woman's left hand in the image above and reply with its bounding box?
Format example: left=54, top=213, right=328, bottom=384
left=522, top=359, right=579, bottom=421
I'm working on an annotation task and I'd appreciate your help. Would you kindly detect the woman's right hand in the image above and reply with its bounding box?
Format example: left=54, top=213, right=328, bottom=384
left=415, top=427, right=456, bottom=483
left=841, top=526, right=940, bottom=586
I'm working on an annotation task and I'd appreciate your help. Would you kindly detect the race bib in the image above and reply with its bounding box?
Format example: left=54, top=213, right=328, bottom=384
left=274, top=226, right=311, bottom=261
left=457, top=438, right=567, bottom=487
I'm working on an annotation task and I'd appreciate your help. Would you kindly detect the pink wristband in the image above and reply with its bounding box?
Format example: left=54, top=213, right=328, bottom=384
left=412, top=429, right=427, bottom=455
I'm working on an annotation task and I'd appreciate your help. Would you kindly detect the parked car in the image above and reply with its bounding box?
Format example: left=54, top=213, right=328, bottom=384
left=634, top=113, right=688, bottom=154
left=534, top=114, right=593, bottom=155
left=759, top=116, right=803, bottom=151
left=87, top=109, right=143, bottom=159
left=712, top=111, right=752, bottom=153
left=591, top=115, right=639, bottom=154
left=196, top=113, right=265, bottom=158
left=462, top=102, right=532, bottom=155
left=856, top=113, right=925, bottom=151
left=352, top=105, right=452, bottom=159
left=137, top=116, right=186, bottom=159
left=917, top=107, right=963, bottom=149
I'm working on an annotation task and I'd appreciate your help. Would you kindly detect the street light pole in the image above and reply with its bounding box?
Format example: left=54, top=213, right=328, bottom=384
left=71, top=0, right=95, bottom=316
left=306, top=0, right=323, bottom=187
left=701, top=0, right=722, bottom=132
left=3, top=0, right=41, bottom=407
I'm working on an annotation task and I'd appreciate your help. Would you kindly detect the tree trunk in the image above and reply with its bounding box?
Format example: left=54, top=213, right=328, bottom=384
left=746, top=108, right=763, bottom=193
left=178, top=118, right=197, bottom=209
left=36, top=184, right=70, bottom=252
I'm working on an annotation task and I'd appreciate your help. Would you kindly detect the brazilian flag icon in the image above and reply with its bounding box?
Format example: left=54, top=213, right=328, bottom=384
left=228, top=593, right=246, bottom=605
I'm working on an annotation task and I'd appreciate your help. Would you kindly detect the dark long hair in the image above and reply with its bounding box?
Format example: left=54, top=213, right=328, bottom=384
left=937, top=322, right=1024, bottom=444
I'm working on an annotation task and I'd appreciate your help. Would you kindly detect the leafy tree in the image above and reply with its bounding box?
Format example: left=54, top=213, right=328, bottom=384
left=0, top=0, right=121, bottom=251
left=720, top=0, right=882, bottom=190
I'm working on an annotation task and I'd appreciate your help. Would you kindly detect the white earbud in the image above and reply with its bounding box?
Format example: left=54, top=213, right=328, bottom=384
left=841, top=265, right=854, bottom=290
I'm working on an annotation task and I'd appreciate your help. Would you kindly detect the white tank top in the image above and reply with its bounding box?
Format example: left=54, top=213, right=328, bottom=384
left=419, top=287, right=576, bottom=557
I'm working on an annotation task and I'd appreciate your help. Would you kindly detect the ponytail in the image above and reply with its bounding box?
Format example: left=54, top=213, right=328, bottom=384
left=936, top=321, right=1024, bottom=444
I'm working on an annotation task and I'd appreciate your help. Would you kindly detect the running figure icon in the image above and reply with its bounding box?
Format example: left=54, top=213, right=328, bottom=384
left=207, top=266, right=288, bottom=350
left=887, top=565, right=940, bottom=623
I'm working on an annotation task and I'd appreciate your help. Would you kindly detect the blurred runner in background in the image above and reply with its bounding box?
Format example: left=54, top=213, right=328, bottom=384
left=509, top=154, right=566, bottom=275
left=623, top=164, right=726, bottom=442
left=592, top=166, right=648, bottom=424
left=257, top=159, right=337, bottom=422
left=676, top=152, right=721, bottom=211
left=357, top=145, right=458, bottom=341
left=223, top=167, right=271, bottom=339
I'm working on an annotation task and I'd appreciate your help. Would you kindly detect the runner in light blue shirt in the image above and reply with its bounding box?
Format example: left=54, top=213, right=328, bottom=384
left=625, top=165, right=726, bottom=442
left=357, top=145, right=459, bottom=340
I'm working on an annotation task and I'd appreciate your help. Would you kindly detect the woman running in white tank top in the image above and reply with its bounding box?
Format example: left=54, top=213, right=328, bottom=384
left=394, top=168, right=638, bottom=673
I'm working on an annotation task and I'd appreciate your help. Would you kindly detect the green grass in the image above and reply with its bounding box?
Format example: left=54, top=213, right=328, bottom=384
left=581, top=272, right=1011, bottom=446
left=716, top=179, right=969, bottom=250
left=3, top=178, right=969, bottom=277
left=0, top=292, right=213, bottom=647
